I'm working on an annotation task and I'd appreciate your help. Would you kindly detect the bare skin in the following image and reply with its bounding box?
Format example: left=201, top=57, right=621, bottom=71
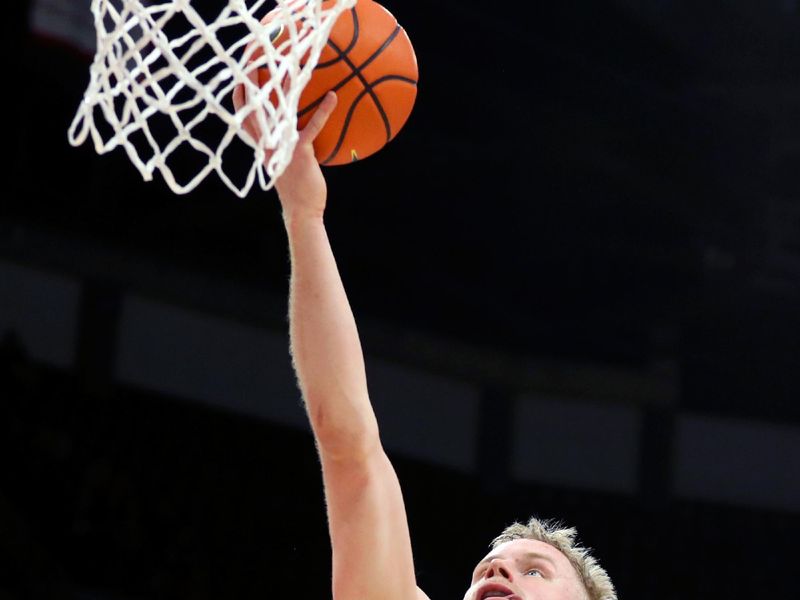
left=236, top=89, right=586, bottom=600
left=465, top=539, right=588, bottom=600
left=236, top=89, right=430, bottom=600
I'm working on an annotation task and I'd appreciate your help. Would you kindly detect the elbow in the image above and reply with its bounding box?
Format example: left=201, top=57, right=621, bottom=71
left=307, top=398, right=381, bottom=461
left=315, top=424, right=382, bottom=462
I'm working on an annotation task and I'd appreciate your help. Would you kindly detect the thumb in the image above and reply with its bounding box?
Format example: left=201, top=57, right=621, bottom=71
left=298, top=91, right=337, bottom=146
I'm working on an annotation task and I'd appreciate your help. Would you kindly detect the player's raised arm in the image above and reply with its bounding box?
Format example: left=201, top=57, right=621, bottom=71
left=274, top=92, right=429, bottom=600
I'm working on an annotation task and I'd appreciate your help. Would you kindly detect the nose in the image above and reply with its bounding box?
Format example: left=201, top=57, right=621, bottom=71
left=485, top=558, right=513, bottom=581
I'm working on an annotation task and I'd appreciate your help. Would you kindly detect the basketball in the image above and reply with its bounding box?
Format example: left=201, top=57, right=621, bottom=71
left=255, top=0, right=418, bottom=166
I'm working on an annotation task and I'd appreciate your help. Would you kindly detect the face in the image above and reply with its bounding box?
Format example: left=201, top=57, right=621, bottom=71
left=463, top=539, right=588, bottom=600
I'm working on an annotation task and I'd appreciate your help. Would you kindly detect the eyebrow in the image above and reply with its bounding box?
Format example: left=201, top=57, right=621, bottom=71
left=475, top=551, right=558, bottom=571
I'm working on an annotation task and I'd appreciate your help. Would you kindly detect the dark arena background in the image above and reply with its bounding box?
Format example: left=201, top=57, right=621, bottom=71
left=3, top=0, right=800, bottom=598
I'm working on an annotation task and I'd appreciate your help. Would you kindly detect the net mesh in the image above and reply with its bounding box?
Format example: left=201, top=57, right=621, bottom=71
left=69, top=0, right=356, bottom=196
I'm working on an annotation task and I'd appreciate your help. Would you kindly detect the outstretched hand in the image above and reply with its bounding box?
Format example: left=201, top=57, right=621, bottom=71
left=232, top=84, right=337, bottom=221
left=274, top=91, right=337, bottom=221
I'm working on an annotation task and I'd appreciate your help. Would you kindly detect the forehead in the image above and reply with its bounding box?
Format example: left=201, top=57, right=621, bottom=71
left=478, top=538, right=570, bottom=568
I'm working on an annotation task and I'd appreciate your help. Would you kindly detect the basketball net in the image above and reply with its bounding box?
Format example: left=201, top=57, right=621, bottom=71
left=68, top=0, right=356, bottom=196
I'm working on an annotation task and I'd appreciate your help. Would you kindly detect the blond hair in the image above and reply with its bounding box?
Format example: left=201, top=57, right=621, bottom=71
left=491, top=517, right=616, bottom=600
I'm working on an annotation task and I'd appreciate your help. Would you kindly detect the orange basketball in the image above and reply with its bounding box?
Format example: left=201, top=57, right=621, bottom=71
left=256, top=0, right=418, bottom=166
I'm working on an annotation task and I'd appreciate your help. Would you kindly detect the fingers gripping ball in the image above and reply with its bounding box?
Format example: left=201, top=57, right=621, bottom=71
left=253, top=0, right=418, bottom=165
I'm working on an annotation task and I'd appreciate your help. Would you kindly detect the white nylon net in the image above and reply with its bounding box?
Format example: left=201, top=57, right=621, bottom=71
left=68, top=0, right=356, bottom=196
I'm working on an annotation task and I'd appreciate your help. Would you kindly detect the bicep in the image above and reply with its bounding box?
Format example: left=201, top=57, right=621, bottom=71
left=320, top=446, right=421, bottom=600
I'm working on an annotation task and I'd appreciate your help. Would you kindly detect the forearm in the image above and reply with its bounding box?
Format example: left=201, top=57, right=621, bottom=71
left=284, top=213, right=380, bottom=459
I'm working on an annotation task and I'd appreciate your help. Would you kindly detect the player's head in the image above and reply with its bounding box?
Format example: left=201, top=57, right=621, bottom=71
left=463, top=517, right=616, bottom=600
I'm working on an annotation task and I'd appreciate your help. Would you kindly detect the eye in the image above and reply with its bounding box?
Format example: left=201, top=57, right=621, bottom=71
left=525, top=569, right=543, bottom=577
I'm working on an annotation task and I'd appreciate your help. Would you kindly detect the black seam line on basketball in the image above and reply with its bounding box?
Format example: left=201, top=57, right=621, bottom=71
left=299, top=25, right=401, bottom=116
left=316, top=8, right=359, bottom=69
left=368, top=83, right=391, bottom=143
left=321, top=85, right=367, bottom=164
left=298, top=25, right=403, bottom=118
left=327, top=24, right=401, bottom=122
left=320, top=75, right=417, bottom=165
left=366, top=74, right=419, bottom=142
left=320, top=74, right=408, bottom=165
